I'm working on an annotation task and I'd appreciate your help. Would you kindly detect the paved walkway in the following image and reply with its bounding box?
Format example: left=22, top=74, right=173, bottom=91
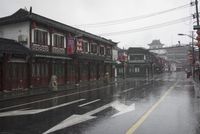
left=192, top=76, right=200, bottom=98
left=0, top=78, right=124, bottom=102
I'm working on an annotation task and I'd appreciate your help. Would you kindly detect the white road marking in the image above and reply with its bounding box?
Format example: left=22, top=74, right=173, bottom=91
left=0, top=85, right=112, bottom=111
left=78, top=99, right=100, bottom=107
left=123, top=88, right=134, bottom=93
left=43, top=100, right=136, bottom=134
left=17, top=108, right=31, bottom=111
left=85, top=103, right=111, bottom=116
left=43, top=102, right=112, bottom=134
left=126, top=81, right=178, bottom=134
left=112, top=103, right=135, bottom=117
left=0, top=99, right=85, bottom=117
left=111, top=101, right=135, bottom=117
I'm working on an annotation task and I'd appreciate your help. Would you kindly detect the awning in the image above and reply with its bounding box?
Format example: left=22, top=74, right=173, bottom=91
left=0, top=38, right=31, bottom=55
left=104, top=60, right=117, bottom=64
left=34, top=54, right=71, bottom=60
left=72, top=53, right=105, bottom=61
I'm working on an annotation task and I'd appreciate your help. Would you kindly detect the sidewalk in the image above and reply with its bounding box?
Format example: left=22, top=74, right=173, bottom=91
left=0, top=78, right=124, bottom=102
left=0, top=75, right=163, bottom=102
left=192, top=76, right=200, bottom=98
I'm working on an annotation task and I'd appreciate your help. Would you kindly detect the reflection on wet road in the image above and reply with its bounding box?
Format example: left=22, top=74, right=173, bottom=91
left=0, top=72, right=200, bottom=134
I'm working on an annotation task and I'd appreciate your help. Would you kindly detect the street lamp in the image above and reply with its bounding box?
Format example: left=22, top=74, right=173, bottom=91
left=178, top=33, right=196, bottom=40
left=178, top=32, right=195, bottom=77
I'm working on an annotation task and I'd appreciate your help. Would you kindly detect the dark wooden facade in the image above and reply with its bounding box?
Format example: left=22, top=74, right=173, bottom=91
left=0, top=38, right=31, bottom=91
left=125, top=47, right=166, bottom=78
left=126, top=48, right=151, bottom=77
left=0, top=9, right=116, bottom=91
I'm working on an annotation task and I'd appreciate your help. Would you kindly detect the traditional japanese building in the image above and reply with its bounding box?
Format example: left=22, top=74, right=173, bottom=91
left=0, top=8, right=117, bottom=91
left=127, top=47, right=153, bottom=77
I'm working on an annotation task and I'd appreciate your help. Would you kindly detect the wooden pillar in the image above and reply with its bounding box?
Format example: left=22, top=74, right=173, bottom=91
left=27, top=56, right=32, bottom=89
left=64, top=60, right=68, bottom=84
left=78, top=60, right=80, bottom=82
left=97, top=62, right=100, bottom=80
left=49, top=59, right=52, bottom=85
left=74, top=59, right=79, bottom=84
left=88, top=61, right=90, bottom=81
left=0, top=61, right=2, bottom=91
left=2, top=54, right=8, bottom=91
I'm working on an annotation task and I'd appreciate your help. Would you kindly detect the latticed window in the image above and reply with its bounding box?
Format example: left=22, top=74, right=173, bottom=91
left=91, top=43, right=97, bottom=53
left=134, top=67, right=140, bottom=73
left=34, top=29, right=48, bottom=45
left=54, top=34, right=64, bottom=48
left=100, top=46, right=105, bottom=55
left=106, top=48, right=111, bottom=55
left=82, top=42, right=89, bottom=53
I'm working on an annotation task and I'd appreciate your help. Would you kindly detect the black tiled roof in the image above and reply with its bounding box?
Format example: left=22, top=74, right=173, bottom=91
left=128, top=47, right=149, bottom=53
left=0, top=9, right=117, bottom=46
left=71, top=53, right=106, bottom=61
left=0, top=38, right=31, bottom=55
left=0, top=9, right=29, bottom=25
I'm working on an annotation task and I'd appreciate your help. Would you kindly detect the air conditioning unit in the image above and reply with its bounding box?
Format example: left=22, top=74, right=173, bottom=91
left=18, top=35, right=28, bottom=44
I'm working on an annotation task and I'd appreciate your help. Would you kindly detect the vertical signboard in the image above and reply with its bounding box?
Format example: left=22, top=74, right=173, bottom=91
left=67, top=34, right=75, bottom=55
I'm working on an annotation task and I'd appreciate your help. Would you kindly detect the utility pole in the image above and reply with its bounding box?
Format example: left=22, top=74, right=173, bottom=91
left=192, top=31, right=195, bottom=78
left=195, top=0, right=200, bottom=61
left=195, top=0, right=199, bottom=26
left=195, top=0, right=200, bottom=81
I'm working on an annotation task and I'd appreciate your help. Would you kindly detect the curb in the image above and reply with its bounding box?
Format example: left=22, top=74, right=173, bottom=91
left=192, top=79, right=200, bottom=98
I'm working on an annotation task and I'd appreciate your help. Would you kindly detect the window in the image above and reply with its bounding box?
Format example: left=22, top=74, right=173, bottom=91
left=91, top=43, right=97, bottom=53
left=134, top=67, right=140, bottom=73
left=130, top=54, right=144, bottom=60
left=82, top=41, right=89, bottom=53
left=54, top=34, right=64, bottom=48
left=106, top=48, right=111, bottom=55
left=34, top=29, right=48, bottom=45
left=100, top=46, right=105, bottom=55
left=129, top=68, right=134, bottom=73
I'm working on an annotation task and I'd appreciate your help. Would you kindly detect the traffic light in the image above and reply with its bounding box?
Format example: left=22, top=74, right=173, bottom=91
left=196, top=30, right=200, bottom=47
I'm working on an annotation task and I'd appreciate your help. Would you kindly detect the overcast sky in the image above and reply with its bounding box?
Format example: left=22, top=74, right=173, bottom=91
left=0, top=0, right=196, bottom=49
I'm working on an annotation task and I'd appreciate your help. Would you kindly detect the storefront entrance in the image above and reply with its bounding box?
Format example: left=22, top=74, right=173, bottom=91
left=5, top=62, right=28, bottom=90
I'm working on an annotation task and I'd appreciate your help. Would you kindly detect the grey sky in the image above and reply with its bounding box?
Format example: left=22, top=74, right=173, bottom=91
left=0, top=0, right=195, bottom=48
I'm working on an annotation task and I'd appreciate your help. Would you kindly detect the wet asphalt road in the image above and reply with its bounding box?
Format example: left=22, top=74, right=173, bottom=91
left=0, top=72, right=200, bottom=134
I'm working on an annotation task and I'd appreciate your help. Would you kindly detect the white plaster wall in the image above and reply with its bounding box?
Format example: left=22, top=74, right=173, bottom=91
left=0, top=21, right=30, bottom=48
left=112, top=49, right=118, bottom=61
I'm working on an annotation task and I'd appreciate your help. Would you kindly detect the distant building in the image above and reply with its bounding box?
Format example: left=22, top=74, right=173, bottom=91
left=148, top=40, right=164, bottom=49
left=148, top=40, right=192, bottom=72
left=127, top=47, right=153, bottom=77
left=164, top=45, right=191, bottom=71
